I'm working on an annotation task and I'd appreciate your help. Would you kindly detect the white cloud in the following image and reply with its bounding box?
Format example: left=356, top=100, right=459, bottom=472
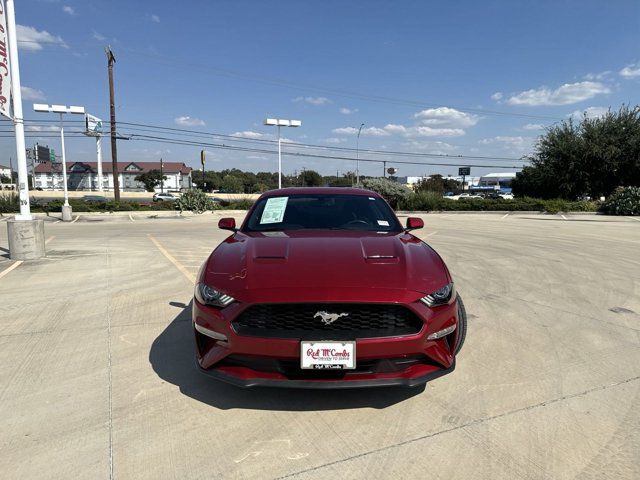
left=506, top=81, right=610, bottom=106
left=174, top=116, right=205, bottom=127
left=92, top=31, right=106, bottom=41
left=479, top=136, right=534, bottom=153
left=21, top=86, right=45, bottom=101
left=332, top=126, right=390, bottom=137
left=150, top=14, right=160, bottom=23
left=584, top=71, right=611, bottom=81
left=247, top=155, right=268, bottom=160
left=292, top=96, right=331, bottom=106
left=568, top=106, right=609, bottom=119
left=407, top=126, right=465, bottom=137
left=232, top=130, right=264, bottom=139
left=339, top=107, right=358, bottom=115
left=62, top=6, right=75, bottom=15
left=324, top=137, right=347, bottom=144
left=522, top=123, right=544, bottom=131
left=619, top=63, right=640, bottom=79
left=413, top=107, right=480, bottom=128
left=26, top=125, right=58, bottom=132
left=333, top=123, right=465, bottom=138
left=16, top=24, right=67, bottom=51
left=491, top=92, right=503, bottom=101
left=402, top=140, right=457, bottom=154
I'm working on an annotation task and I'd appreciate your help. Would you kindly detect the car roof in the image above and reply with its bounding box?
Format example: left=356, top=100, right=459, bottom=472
left=259, top=187, right=382, bottom=199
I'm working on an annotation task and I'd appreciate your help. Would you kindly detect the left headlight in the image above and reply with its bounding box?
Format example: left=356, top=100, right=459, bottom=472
left=194, top=283, right=235, bottom=308
left=420, top=282, right=455, bottom=307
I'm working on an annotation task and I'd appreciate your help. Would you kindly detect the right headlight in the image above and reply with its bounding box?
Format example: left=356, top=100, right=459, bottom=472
left=194, top=283, right=235, bottom=308
left=420, top=282, right=455, bottom=307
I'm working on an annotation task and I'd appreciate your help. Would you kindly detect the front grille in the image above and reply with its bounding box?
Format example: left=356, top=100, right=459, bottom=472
left=232, top=303, right=424, bottom=340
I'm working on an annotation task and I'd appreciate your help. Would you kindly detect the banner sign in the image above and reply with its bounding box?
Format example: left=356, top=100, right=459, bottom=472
left=0, top=1, right=12, bottom=119
left=85, top=114, right=103, bottom=136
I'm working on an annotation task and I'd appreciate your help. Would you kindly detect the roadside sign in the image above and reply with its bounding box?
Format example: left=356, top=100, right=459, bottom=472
left=84, top=114, right=103, bottom=136
left=459, top=167, right=471, bottom=176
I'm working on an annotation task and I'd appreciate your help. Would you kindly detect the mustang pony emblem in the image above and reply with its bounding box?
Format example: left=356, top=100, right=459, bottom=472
left=314, top=311, right=349, bottom=325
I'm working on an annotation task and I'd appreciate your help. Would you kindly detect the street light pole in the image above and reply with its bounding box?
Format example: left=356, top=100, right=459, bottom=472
left=96, top=135, right=103, bottom=192
left=58, top=113, right=69, bottom=207
left=356, top=123, right=364, bottom=186
left=33, top=104, right=85, bottom=221
left=160, top=158, right=164, bottom=193
left=264, top=118, right=302, bottom=189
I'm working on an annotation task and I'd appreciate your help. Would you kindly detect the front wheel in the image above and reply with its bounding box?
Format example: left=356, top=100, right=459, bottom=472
left=454, top=294, right=467, bottom=354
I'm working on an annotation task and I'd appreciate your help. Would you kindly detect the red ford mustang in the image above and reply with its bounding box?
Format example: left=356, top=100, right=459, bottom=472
left=193, top=187, right=467, bottom=388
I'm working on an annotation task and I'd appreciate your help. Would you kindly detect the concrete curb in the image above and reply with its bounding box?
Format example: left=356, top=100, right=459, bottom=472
left=396, top=210, right=602, bottom=215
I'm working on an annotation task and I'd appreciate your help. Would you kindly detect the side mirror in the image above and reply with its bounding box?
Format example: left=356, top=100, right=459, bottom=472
left=218, top=217, right=237, bottom=232
left=405, top=217, right=424, bottom=231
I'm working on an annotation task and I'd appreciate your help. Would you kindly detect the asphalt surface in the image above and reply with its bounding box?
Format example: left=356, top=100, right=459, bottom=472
left=0, top=212, right=639, bottom=479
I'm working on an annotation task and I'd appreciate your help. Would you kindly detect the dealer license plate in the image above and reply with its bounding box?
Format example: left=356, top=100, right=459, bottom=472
left=300, top=341, right=356, bottom=370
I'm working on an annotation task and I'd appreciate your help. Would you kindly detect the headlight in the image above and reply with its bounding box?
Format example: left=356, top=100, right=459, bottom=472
left=420, top=283, right=455, bottom=307
left=194, top=283, right=235, bottom=307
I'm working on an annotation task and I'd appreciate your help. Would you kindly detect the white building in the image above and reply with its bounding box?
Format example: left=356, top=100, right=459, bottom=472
left=0, top=163, right=10, bottom=179
left=477, top=172, right=517, bottom=191
left=34, top=161, right=193, bottom=192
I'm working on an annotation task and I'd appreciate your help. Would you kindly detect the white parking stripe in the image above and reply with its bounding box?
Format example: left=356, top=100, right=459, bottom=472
left=128, top=214, right=135, bottom=222
left=426, top=231, right=438, bottom=237
left=0, top=261, right=23, bottom=280
left=45, top=236, right=55, bottom=244
left=561, top=215, right=568, bottom=220
left=71, top=215, right=80, bottom=223
left=501, top=213, right=509, bottom=219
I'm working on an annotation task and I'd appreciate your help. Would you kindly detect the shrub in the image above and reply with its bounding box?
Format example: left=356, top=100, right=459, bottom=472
left=174, top=189, right=215, bottom=214
left=361, top=178, right=412, bottom=208
left=600, top=186, right=640, bottom=215
left=0, top=193, right=18, bottom=214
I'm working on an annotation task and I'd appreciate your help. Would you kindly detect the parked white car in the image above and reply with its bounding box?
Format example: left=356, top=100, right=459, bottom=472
left=445, top=193, right=484, bottom=200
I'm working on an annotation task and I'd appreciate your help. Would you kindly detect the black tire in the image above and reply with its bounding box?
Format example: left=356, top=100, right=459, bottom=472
left=454, top=294, right=467, bottom=354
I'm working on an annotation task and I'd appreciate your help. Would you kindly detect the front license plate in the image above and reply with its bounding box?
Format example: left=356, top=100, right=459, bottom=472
left=300, top=341, right=356, bottom=370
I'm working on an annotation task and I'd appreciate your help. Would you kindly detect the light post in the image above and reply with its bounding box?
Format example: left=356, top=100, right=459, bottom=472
left=356, top=123, right=364, bottom=186
left=160, top=158, right=164, bottom=193
left=33, top=104, right=85, bottom=221
left=264, top=118, right=302, bottom=189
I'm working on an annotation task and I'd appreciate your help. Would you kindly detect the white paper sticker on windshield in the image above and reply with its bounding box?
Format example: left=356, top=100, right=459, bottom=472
left=377, top=220, right=390, bottom=226
left=260, top=197, right=288, bottom=224
left=368, top=197, right=376, bottom=201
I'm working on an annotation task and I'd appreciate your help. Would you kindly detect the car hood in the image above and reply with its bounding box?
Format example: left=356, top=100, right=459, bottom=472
left=203, top=230, right=450, bottom=300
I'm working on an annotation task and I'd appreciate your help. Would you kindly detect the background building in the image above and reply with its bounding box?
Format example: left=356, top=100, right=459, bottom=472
left=34, top=161, right=193, bottom=192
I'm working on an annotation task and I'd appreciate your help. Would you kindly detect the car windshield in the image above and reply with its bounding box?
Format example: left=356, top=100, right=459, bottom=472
left=244, top=194, right=402, bottom=232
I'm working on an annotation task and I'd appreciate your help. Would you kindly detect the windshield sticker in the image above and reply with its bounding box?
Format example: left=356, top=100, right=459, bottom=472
left=260, top=197, right=288, bottom=224
left=368, top=197, right=376, bottom=201
left=377, top=220, right=390, bottom=226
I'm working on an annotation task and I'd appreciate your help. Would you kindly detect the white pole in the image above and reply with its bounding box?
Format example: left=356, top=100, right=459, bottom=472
left=96, top=135, right=103, bottom=192
left=59, top=113, right=69, bottom=206
left=6, top=0, right=31, bottom=220
left=277, top=125, right=282, bottom=189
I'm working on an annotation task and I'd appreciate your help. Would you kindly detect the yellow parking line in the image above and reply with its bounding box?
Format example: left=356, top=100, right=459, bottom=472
left=148, top=234, right=196, bottom=284
left=0, top=261, right=23, bottom=280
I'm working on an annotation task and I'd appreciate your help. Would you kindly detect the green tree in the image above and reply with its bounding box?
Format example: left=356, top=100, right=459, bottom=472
left=512, top=105, right=640, bottom=199
left=220, top=175, right=244, bottom=193
left=135, top=169, right=167, bottom=192
left=301, top=169, right=323, bottom=186
left=414, top=175, right=460, bottom=194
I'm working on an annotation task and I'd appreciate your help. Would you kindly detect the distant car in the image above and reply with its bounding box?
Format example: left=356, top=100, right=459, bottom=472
left=153, top=192, right=176, bottom=202
left=448, top=193, right=484, bottom=200
left=499, top=192, right=514, bottom=200
left=82, top=195, right=108, bottom=203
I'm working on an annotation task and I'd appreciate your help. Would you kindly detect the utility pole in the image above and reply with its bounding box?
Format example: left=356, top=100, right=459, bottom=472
left=383, top=161, right=387, bottom=178
left=356, top=123, right=364, bottom=186
left=200, top=150, right=205, bottom=190
left=106, top=46, right=120, bottom=201
left=160, top=158, right=164, bottom=193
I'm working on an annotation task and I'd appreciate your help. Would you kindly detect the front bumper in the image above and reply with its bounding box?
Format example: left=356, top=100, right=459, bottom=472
left=193, top=296, right=461, bottom=389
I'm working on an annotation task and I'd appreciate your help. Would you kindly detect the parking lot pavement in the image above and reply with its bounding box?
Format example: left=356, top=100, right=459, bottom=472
left=0, top=212, right=638, bottom=479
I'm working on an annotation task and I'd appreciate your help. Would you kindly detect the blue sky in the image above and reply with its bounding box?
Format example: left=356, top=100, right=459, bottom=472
left=2, top=0, right=639, bottom=178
